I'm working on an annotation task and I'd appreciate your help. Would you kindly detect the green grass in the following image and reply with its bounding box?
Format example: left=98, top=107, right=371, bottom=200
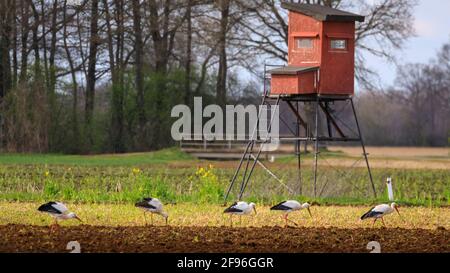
left=0, top=148, right=447, bottom=207
left=0, top=148, right=193, bottom=166
left=0, top=161, right=448, bottom=207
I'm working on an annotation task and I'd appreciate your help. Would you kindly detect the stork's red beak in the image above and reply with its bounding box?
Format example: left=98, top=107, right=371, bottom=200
left=253, top=207, right=257, bottom=215
left=75, top=216, right=83, bottom=222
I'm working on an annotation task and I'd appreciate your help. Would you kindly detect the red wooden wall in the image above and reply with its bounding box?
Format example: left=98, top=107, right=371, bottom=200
left=271, top=11, right=356, bottom=96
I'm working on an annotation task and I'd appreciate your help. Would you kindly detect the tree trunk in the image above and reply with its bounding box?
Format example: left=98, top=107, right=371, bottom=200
left=63, top=0, right=80, bottom=153
left=110, top=0, right=126, bottom=153
left=85, top=0, right=99, bottom=151
left=19, top=1, right=30, bottom=82
left=216, top=0, right=230, bottom=109
left=148, top=0, right=171, bottom=149
left=133, top=0, right=146, bottom=149
left=0, top=0, right=13, bottom=100
left=184, top=0, right=193, bottom=107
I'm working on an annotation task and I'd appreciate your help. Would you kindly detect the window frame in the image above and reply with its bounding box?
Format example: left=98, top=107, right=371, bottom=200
left=295, top=37, right=314, bottom=50
left=329, top=38, right=348, bottom=52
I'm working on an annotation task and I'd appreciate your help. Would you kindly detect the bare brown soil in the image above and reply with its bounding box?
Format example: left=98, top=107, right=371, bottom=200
left=0, top=224, right=448, bottom=253
left=175, top=146, right=450, bottom=170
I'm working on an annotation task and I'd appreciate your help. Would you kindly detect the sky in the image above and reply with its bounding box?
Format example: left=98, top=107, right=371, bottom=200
left=364, top=0, right=450, bottom=88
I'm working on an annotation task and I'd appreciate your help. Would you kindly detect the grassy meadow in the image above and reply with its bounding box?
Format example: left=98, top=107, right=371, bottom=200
left=0, top=148, right=448, bottom=207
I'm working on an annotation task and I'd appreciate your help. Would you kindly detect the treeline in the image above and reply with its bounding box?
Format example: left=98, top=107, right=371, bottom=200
left=358, top=41, right=450, bottom=147
left=0, top=0, right=428, bottom=154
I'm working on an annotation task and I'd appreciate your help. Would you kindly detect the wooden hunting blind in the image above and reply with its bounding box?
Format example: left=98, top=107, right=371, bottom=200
left=225, top=3, right=377, bottom=203
left=270, top=3, right=364, bottom=95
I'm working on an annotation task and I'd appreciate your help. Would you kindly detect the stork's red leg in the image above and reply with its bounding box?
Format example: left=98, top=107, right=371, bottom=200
left=50, top=218, right=59, bottom=232
left=381, top=218, right=386, bottom=227
left=372, top=218, right=377, bottom=227
left=285, top=215, right=298, bottom=227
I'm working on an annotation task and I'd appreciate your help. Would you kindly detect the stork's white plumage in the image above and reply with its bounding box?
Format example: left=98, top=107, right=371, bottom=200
left=135, top=198, right=168, bottom=225
left=38, top=202, right=82, bottom=229
left=361, top=203, right=401, bottom=227
left=271, top=200, right=312, bottom=227
left=224, top=201, right=257, bottom=226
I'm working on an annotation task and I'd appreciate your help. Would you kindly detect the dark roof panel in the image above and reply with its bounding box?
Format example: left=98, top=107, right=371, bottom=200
left=281, top=2, right=365, bottom=22
left=269, top=66, right=319, bottom=75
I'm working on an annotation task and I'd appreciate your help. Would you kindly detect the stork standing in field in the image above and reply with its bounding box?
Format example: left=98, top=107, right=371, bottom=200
left=135, top=198, right=168, bottom=226
left=38, top=202, right=82, bottom=230
left=361, top=203, right=401, bottom=227
left=271, top=201, right=312, bottom=227
left=223, top=201, right=257, bottom=227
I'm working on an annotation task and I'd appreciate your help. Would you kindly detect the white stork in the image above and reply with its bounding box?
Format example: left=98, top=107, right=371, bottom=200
left=271, top=201, right=312, bottom=227
left=223, top=201, right=257, bottom=227
left=360, top=203, right=401, bottom=227
left=38, top=202, right=82, bottom=229
left=135, top=198, right=168, bottom=225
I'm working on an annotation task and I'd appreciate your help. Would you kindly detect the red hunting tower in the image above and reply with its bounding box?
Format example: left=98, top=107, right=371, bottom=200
left=270, top=3, right=364, bottom=95
left=225, top=3, right=377, bottom=203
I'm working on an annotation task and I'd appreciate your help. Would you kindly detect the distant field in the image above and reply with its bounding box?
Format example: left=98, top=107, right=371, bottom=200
left=0, top=148, right=192, bottom=166
left=330, top=146, right=449, bottom=158
left=326, top=146, right=450, bottom=170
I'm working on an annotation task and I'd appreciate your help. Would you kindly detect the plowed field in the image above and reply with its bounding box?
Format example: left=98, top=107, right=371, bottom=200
left=0, top=225, right=448, bottom=253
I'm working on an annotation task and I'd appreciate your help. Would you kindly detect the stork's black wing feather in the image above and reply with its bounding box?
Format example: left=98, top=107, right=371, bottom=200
left=270, top=201, right=291, bottom=211
left=38, top=202, right=63, bottom=214
left=360, top=207, right=383, bottom=220
left=135, top=200, right=157, bottom=209
left=224, top=202, right=243, bottom=213
left=143, top=198, right=153, bottom=202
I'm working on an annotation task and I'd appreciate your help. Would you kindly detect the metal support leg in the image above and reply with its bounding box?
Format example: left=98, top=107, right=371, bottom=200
left=224, top=91, right=268, bottom=203
left=239, top=97, right=281, bottom=200
left=350, top=98, right=377, bottom=198
left=296, top=102, right=302, bottom=195
left=239, top=151, right=254, bottom=199
left=224, top=141, right=252, bottom=203
left=313, top=96, right=320, bottom=198
left=324, top=102, right=333, bottom=137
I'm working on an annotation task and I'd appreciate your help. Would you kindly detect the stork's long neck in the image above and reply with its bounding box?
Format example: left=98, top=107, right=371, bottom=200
left=390, top=203, right=397, bottom=212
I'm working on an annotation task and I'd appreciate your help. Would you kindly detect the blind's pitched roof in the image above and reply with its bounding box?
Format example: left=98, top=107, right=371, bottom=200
left=281, top=2, right=365, bottom=22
